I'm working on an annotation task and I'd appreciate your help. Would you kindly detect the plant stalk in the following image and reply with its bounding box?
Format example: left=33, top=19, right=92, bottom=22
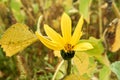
left=52, top=60, right=64, bottom=80
left=98, top=0, right=102, bottom=38
left=67, top=59, right=71, bottom=75
left=16, top=55, right=28, bottom=80
left=112, top=1, right=120, bottom=18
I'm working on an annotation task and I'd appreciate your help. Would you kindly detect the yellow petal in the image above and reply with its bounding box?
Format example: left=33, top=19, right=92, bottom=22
left=73, top=42, right=93, bottom=51
left=35, top=32, right=62, bottom=50
left=70, top=16, right=84, bottom=45
left=61, top=13, right=71, bottom=43
left=44, top=24, right=65, bottom=46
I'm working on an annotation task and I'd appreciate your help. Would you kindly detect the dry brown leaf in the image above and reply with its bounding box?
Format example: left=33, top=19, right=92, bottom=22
left=0, top=23, right=38, bottom=57
left=105, top=18, right=120, bottom=52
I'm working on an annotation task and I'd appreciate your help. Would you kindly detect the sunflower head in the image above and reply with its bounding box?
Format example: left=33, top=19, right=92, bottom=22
left=35, top=12, right=93, bottom=60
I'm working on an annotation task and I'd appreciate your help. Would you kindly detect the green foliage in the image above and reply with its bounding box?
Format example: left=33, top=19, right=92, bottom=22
left=79, top=37, right=104, bottom=57
left=0, top=0, right=120, bottom=80
left=0, top=48, right=4, bottom=59
left=79, top=0, right=92, bottom=23
left=33, top=4, right=39, bottom=14
left=10, top=0, right=25, bottom=22
left=80, top=37, right=110, bottom=66
left=0, top=0, right=7, bottom=2
left=99, top=65, right=111, bottom=80
left=0, top=48, right=17, bottom=80
left=110, top=61, right=120, bottom=80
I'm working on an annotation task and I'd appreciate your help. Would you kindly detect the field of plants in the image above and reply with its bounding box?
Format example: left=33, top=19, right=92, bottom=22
left=0, top=0, right=120, bottom=80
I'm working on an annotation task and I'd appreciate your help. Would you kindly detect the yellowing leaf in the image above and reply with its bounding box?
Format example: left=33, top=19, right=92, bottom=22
left=64, top=74, right=89, bottom=80
left=0, top=23, right=38, bottom=57
left=111, top=19, right=120, bottom=52
left=105, top=18, right=120, bottom=52
left=73, top=52, right=89, bottom=75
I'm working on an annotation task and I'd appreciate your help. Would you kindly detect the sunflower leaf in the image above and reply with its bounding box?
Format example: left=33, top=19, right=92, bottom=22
left=110, top=61, right=120, bottom=80
left=99, top=65, right=111, bottom=80
left=79, top=37, right=104, bottom=57
left=0, top=23, right=38, bottom=56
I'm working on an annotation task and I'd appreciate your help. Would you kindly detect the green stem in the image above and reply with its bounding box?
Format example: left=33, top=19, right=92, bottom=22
left=67, top=59, right=71, bottom=75
left=104, top=53, right=110, bottom=67
left=112, top=1, right=120, bottom=18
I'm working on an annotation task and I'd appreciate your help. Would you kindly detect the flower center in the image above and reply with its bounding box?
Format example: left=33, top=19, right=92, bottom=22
left=60, top=44, right=75, bottom=60
left=64, top=44, right=74, bottom=52
left=61, top=50, right=75, bottom=60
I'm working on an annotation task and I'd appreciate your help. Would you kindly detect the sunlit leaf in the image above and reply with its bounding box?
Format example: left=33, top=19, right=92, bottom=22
left=79, top=37, right=104, bottom=57
left=0, top=23, right=38, bottom=57
left=79, top=0, right=92, bottom=23
left=64, top=74, right=89, bottom=80
left=99, top=65, right=111, bottom=80
left=95, top=55, right=110, bottom=67
left=78, top=37, right=109, bottom=66
left=73, top=52, right=96, bottom=78
left=73, top=52, right=89, bottom=75
left=86, top=57, right=97, bottom=76
left=110, top=61, right=120, bottom=80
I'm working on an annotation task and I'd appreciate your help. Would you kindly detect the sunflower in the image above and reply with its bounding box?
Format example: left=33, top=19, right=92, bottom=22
left=35, top=13, right=93, bottom=60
